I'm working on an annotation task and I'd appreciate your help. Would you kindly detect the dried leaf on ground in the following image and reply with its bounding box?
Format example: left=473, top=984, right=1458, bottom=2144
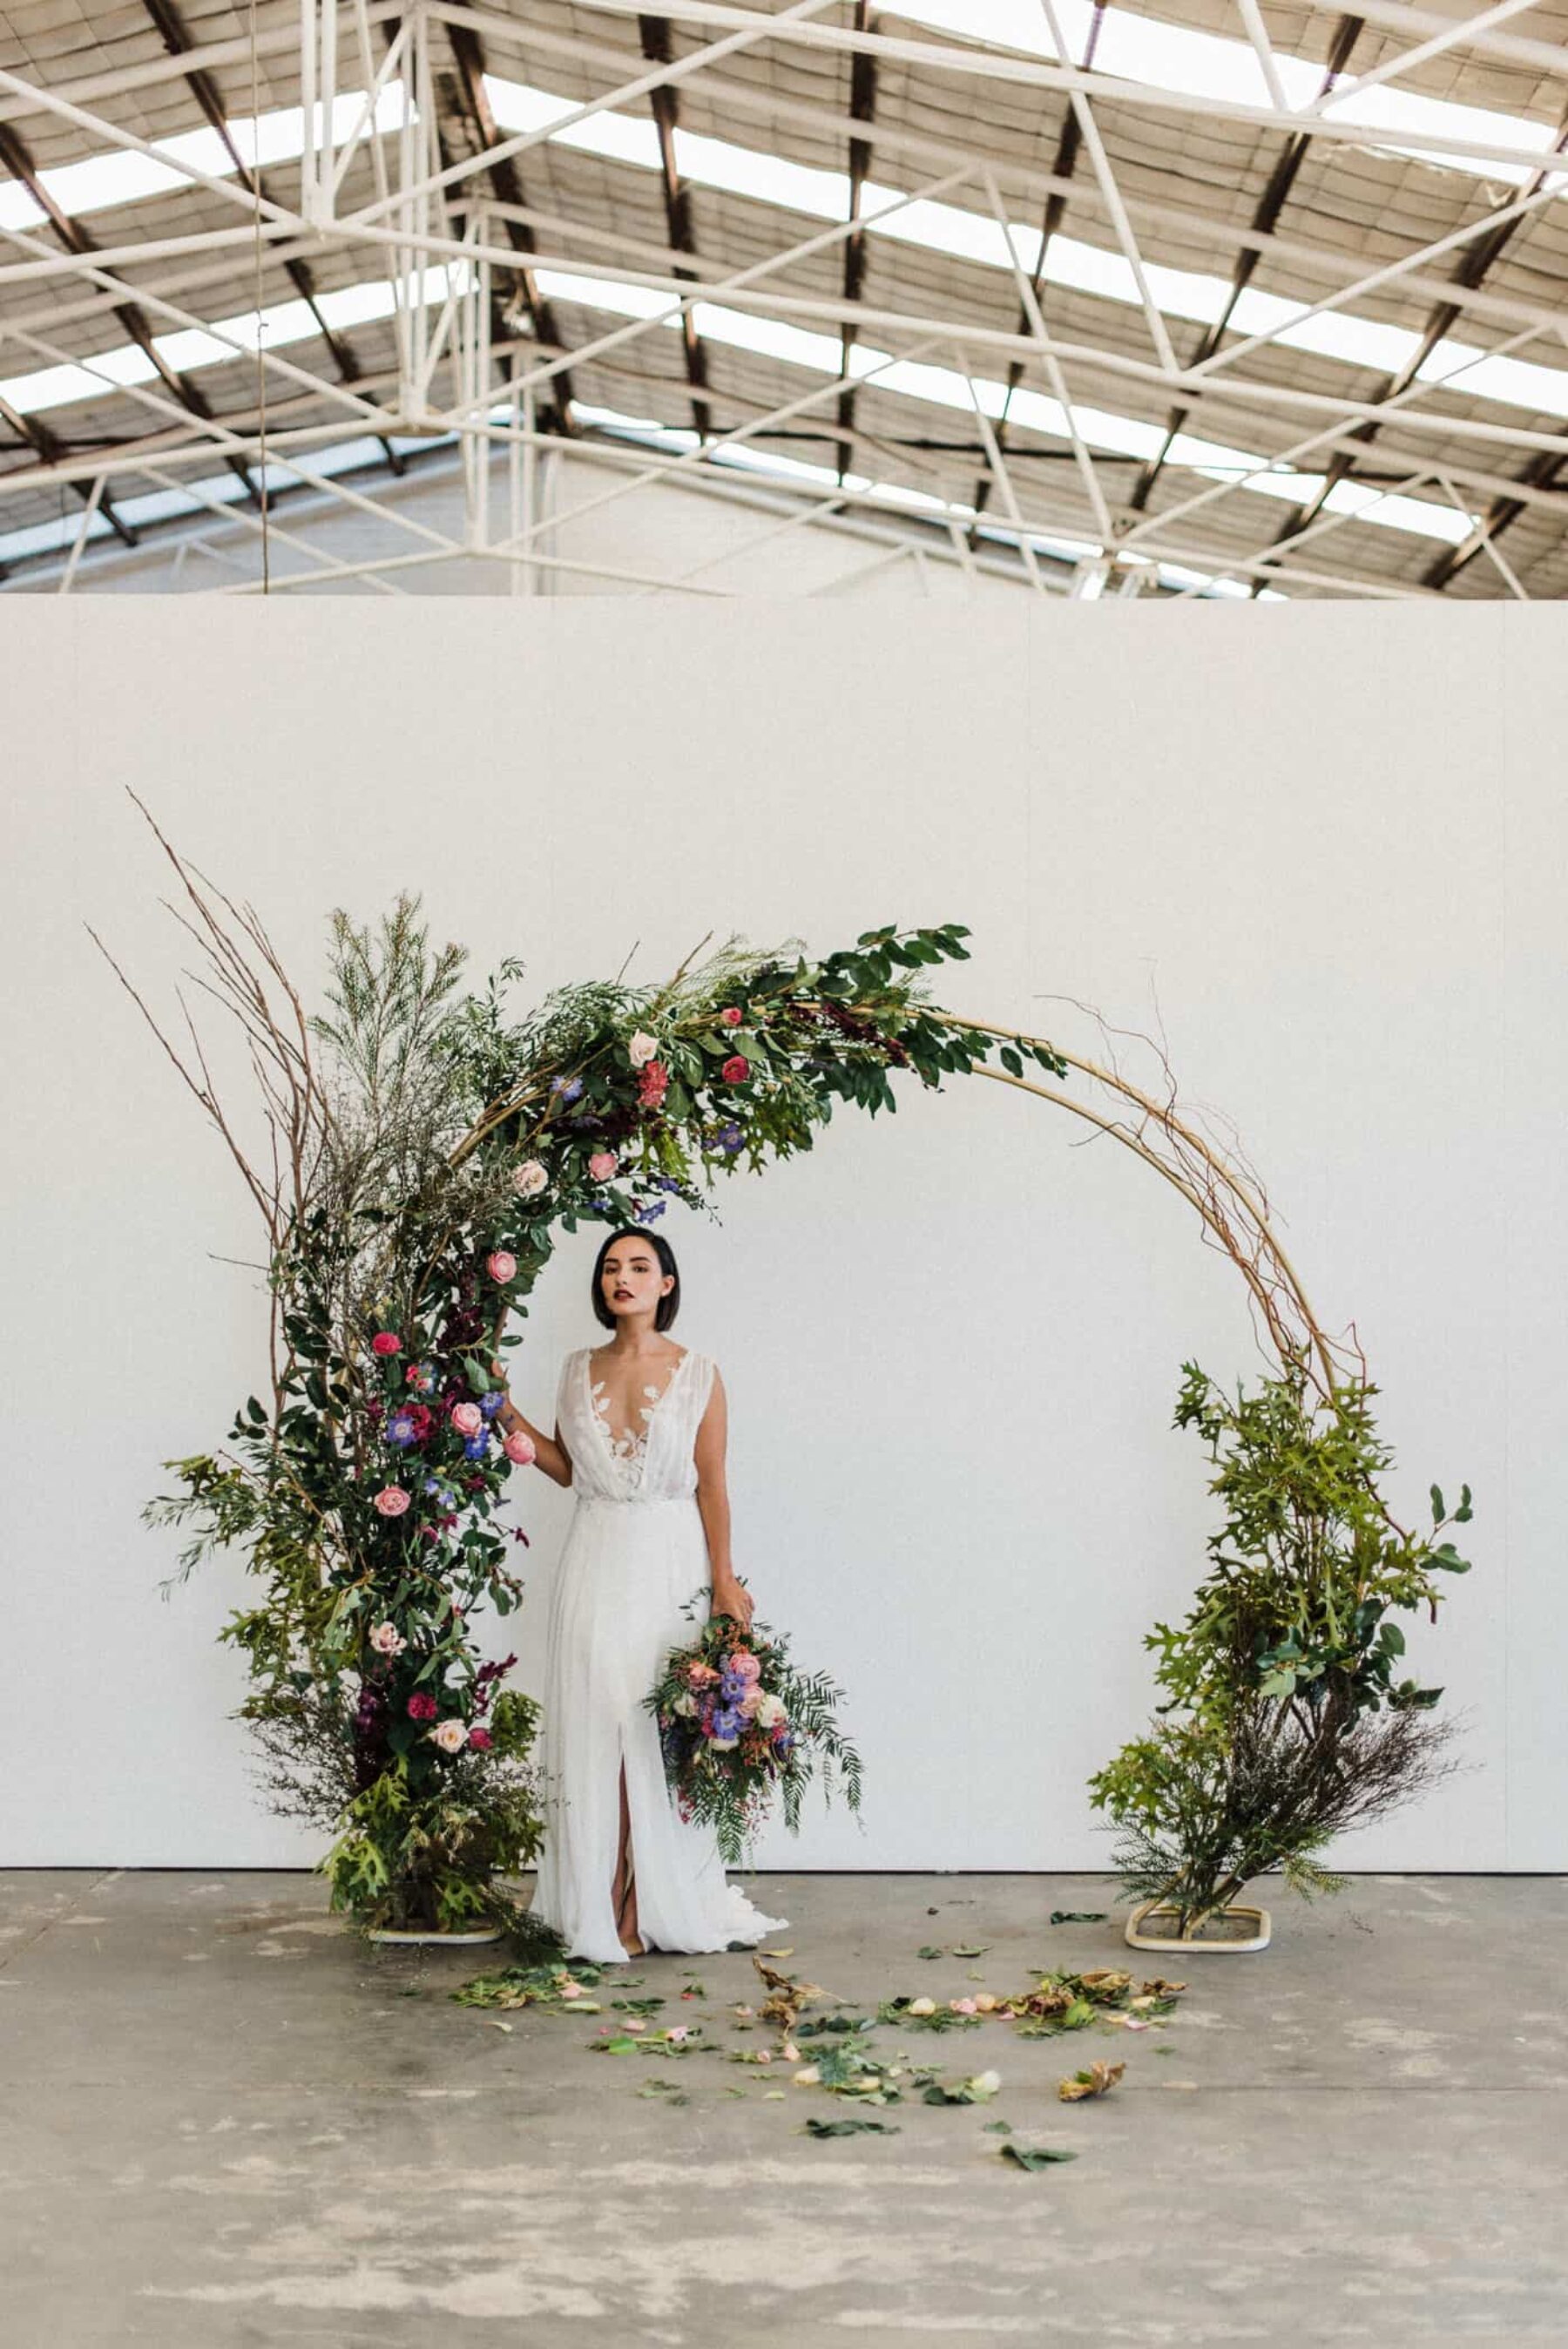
left=1001, top=2142, right=1079, bottom=2170
left=1058, top=2061, right=1125, bottom=2102
left=753, top=1953, right=823, bottom=2035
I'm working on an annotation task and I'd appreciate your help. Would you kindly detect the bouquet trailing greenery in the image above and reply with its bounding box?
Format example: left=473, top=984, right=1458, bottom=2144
left=645, top=1594, right=864, bottom=1864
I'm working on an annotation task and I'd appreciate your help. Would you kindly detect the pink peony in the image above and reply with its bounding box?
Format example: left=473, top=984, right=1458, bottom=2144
left=502, top=1428, right=537, bottom=1466
left=720, top=1054, right=750, bottom=1084
left=726, top=1651, right=762, bottom=1682
left=587, top=1150, right=618, bottom=1181
left=720, top=1005, right=744, bottom=1026
left=407, top=1693, right=438, bottom=1722
left=371, top=1331, right=402, bottom=1356
left=372, top=1486, right=411, bottom=1517
left=449, top=1401, right=483, bottom=1437
left=486, top=1250, right=517, bottom=1284
left=467, top=1727, right=493, bottom=1752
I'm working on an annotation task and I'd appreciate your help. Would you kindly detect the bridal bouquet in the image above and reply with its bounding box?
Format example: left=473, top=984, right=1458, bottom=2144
left=644, top=1597, right=863, bottom=1864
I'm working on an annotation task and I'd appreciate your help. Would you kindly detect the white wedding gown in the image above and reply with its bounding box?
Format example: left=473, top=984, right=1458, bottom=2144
left=526, top=1343, right=791, bottom=1964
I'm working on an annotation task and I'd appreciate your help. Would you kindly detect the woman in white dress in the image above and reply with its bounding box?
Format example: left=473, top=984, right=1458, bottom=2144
left=493, top=1227, right=789, bottom=1963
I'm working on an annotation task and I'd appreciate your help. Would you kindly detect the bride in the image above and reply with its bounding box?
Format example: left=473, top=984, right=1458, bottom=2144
left=492, top=1227, right=789, bottom=1963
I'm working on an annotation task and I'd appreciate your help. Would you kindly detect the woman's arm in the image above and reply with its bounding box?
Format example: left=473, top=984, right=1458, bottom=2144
left=693, top=1369, right=754, bottom=1631
left=490, top=1356, right=574, bottom=1488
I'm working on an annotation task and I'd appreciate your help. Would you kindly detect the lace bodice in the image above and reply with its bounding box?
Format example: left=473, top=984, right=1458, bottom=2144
left=558, top=1344, right=716, bottom=1504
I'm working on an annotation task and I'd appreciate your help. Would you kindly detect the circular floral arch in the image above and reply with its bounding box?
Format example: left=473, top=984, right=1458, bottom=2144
left=102, top=801, right=1470, bottom=1942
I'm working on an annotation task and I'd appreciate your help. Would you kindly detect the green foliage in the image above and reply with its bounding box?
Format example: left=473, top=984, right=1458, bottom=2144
left=1089, top=1358, right=1470, bottom=1935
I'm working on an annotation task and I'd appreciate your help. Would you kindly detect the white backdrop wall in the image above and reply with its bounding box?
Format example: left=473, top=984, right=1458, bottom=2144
left=2, top=599, right=1560, bottom=1872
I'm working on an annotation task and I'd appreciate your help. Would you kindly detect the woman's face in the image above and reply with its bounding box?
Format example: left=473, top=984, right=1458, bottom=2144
left=600, top=1239, right=673, bottom=1325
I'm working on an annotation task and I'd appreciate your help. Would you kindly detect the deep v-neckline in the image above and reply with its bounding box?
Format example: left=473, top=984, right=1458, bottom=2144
left=582, top=1344, right=693, bottom=1465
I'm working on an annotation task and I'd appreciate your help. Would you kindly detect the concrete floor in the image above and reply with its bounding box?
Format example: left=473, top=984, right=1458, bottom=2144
left=3, top=1870, right=1565, bottom=2346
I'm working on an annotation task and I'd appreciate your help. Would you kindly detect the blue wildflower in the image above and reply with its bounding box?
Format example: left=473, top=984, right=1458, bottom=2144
left=463, top=1432, right=490, bottom=1460
left=385, top=1411, right=419, bottom=1448
left=551, top=1075, right=585, bottom=1101
left=720, top=1121, right=744, bottom=1154
left=712, top=1707, right=742, bottom=1741
left=477, top=1390, right=504, bottom=1420
left=633, top=1199, right=667, bottom=1223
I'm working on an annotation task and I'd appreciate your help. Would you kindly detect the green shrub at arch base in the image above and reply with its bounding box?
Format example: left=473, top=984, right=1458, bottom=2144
left=119, top=856, right=1472, bottom=1943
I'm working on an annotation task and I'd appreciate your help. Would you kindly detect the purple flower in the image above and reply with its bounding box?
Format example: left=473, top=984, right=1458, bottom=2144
left=633, top=1199, right=667, bottom=1224
left=590, top=1194, right=612, bottom=1214
left=712, top=1706, right=742, bottom=1740
left=551, top=1075, right=585, bottom=1101
left=385, top=1410, right=419, bottom=1448
left=719, top=1121, right=744, bottom=1154
left=477, top=1390, right=504, bottom=1420
left=463, top=1432, right=490, bottom=1460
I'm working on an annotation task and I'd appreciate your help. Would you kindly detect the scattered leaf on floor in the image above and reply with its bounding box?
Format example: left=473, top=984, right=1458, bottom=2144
left=802, top=2115, right=901, bottom=2138
left=1049, top=1912, right=1107, bottom=1926
left=951, top=1945, right=991, bottom=1959
left=760, top=1947, right=794, bottom=1959
left=916, top=1945, right=943, bottom=1960
left=483, top=2020, right=513, bottom=2034
left=983, top=2119, right=1013, bottom=2135
left=1058, top=2061, right=1125, bottom=2102
left=639, top=2080, right=688, bottom=2104
left=1001, top=2142, right=1079, bottom=2170
left=922, top=2068, right=1003, bottom=2106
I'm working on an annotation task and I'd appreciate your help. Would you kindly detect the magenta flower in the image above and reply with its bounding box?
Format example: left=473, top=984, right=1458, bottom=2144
left=371, top=1331, right=402, bottom=1356
left=407, top=1693, right=438, bottom=1722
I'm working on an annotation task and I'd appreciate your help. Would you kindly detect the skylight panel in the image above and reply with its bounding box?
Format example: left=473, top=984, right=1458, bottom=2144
left=0, top=88, right=405, bottom=237
left=894, top=0, right=1554, bottom=183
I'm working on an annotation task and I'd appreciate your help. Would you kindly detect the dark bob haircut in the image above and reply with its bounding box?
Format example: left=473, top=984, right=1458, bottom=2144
left=591, top=1225, right=681, bottom=1331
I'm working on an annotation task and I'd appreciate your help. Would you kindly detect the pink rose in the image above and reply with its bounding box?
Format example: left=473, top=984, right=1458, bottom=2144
left=368, top=1621, right=406, bottom=1657
left=510, top=1159, right=548, bottom=1198
left=429, top=1719, right=469, bottom=1754
left=468, top=1727, right=493, bottom=1751
left=486, top=1250, right=517, bottom=1283
left=373, top=1486, right=411, bottom=1517
left=371, top=1331, right=402, bottom=1356
left=587, top=1150, right=618, bottom=1181
left=502, top=1428, right=537, bottom=1466
left=737, top=1687, right=761, bottom=1720
left=720, top=1005, right=743, bottom=1026
left=720, top=1055, right=749, bottom=1084
left=627, top=1030, right=659, bottom=1067
left=450, top=1401, right=483, bottom=1437
left=725, top=1651, right=762, bottom=1682
left=407, top=1693, right=438, bottom=1721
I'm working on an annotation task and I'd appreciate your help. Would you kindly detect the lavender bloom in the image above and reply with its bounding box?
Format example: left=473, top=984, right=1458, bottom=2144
left=720, top=1121, right=744, bottom=1154
left=477, top=1390, right=505, bottom=1420
left=385, top=1411, right=419, bottom=1448
left=712, top=1707, right=742, bottom=1741
left=463, top=1432, right=490, bottom=1460
left=551, top=1075, right=585, bottom=1101
left=633, top=1199, right=667, bottom=1224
